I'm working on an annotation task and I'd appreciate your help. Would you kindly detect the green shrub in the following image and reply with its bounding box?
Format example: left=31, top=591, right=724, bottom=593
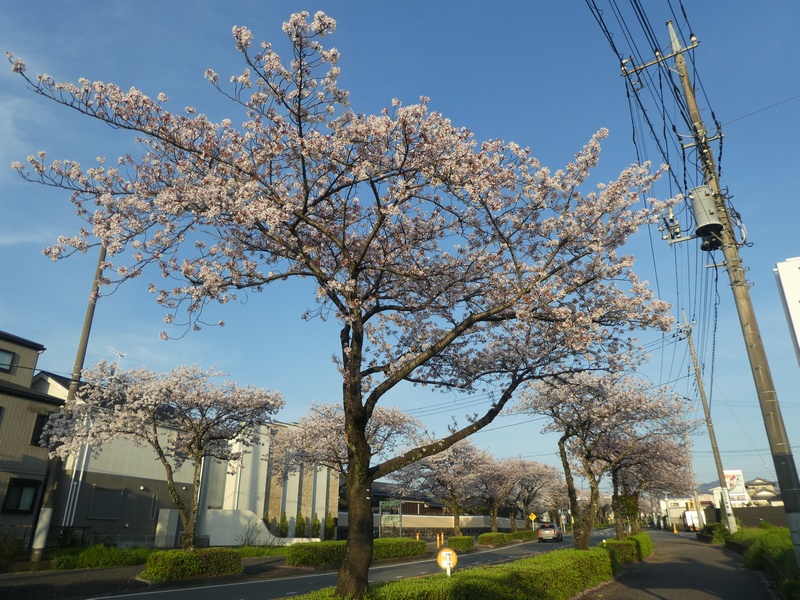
left=729, top=525, right=800, bottom=599
left=510, top=529, right=537, bottom=541
left=739, top=528, right=793, bottom=571
left=373, top=538, right=426, bottom=560
left=324, top=514, right=336, bottom=541
left=285, top=540, right=345, bottom=567
left=477, top=532, right=513, bottom=546
left=0, top=533, right=25, bottom=563
left=286, top=538, right=427, bottom=567
left=699, top=522, right=730, bottom=544
left=311, top=514, right=321, bottom=538
left=139, top=548, right=242, bottom=582
left=628, top=532, right=654, bottom=559
left=601, top=539, right=637, bottom=574
left=279, top=512, right=289, bottom=537
left=446, top=536, right=475, bottom=551
left=51, top=544, right=152, bottom=570
left=293, top=546, right=613, bottom=600
left=296, top=512, right=308, bottom=537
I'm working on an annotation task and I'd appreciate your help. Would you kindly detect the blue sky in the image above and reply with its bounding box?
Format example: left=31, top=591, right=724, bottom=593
left=1, top=1, right=798, bottom=489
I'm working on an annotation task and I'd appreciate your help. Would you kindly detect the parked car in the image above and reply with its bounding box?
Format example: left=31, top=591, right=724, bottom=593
left=537, top=522, right=563, bottom=542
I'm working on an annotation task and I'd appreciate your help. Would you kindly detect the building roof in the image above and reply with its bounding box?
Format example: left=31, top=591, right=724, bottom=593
left=0, top=377, right=63, bottom=406
left=0, top=329, right=46, bottom=352
left=746, top=477, right=776, bottom=487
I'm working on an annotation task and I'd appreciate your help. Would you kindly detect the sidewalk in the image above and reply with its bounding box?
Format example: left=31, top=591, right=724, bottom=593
left=581, top=530, right=779, bottom=599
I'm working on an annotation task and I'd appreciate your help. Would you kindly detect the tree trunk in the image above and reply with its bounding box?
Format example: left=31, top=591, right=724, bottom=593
left=336, top=467, right=374, bottom=599
left=450, top=499, right=462, bottom=537
left=489, top=501, right=498, bottom=532
left=509, top=510, right=518, bottom=532
left=611, top=468, right=625, bottom=540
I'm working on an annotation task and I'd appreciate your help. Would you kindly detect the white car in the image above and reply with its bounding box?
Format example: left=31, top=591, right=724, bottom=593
left=537, top=522, right=563, bottom=542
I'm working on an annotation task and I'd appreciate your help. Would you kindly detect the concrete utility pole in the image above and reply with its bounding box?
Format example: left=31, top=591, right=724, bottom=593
left=666, top=21, right=800, bottom=563
left=682, top=312, right=736, bottom=532
left=30, top=245, right=106, bottom=560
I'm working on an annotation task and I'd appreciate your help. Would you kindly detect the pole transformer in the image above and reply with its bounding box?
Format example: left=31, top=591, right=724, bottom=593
left=665, top=21, right=800, bottom=563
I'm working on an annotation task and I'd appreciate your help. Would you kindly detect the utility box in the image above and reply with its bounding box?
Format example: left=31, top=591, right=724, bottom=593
left=689, top=185, right=723, bottom=250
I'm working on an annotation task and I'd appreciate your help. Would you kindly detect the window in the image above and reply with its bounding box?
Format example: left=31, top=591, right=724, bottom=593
left=0, top=349, right=14, bottom=372
left=30, top=413, right=49, bottom=447
left=88, top=486, right=124, bottom=520
left=2, top=478, right=41, bottom=514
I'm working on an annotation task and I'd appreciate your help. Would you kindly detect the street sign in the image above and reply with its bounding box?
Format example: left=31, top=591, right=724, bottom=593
left=529, top=512, right=536, bottom=522
left=437, top=547, right=458, bottom=576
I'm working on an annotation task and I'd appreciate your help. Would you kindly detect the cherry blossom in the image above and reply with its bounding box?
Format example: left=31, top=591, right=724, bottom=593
left=10, top=11, right=676, bottom=596
left=43, top=361, right=283, bottom=549
left=515, top=373, right=689, bottom=549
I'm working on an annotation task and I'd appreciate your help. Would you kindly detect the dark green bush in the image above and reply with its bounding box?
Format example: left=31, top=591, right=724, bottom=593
left=510, top=529, right=537, bottom=541
left=286, top=538, right=427, bottom=567
left=0, top=533, right=25, bottom=563
left=729, top=526, right=800, bottom=598
left=293, top=546, right=613, bottom=599
left=51, top=544, right=152, bottom=570
left=446, top=536, right=475, bottom=551
left=311, top=514, right=321, bottom=538
left=373, top=538, right=427, bottom=560
left=139, top=548, right=242, bottom=582
left=628, top=532, right=654, bottom=559
left=601, top=539, right=638, bottom=574
left=296, top=512, right=308, bottom=537
left=279, top=512, right=289, bottom=537
left=699, top=522, right=730, bottom=544
left=477, top=532, right=513, bottom=546
left=286, top=540, right=345, bottom=567
left=739, top=528, right=793, bottom=571
left=324, top=514, right=336, bottom=540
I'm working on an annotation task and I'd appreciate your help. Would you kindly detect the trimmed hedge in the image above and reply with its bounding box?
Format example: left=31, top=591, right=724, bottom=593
left=51, top=544, right=153, bottom=570
left=628, top=532, right=654, bottom=560
left=138, top=548, right=242, bottom=582
left=477, top=532, right=514, bottom=547
left=510, top=529, right=538, bottom=541
left=601, top=539, right=637, bottom=574
left=446, top=536, right=475, bottom=551
left=293, top=547, right=613, bottom=600
left=286, top=538, right=427, bottom=567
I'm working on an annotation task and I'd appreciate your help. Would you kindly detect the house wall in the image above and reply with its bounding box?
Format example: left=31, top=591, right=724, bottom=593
left=0, top=331, right=57, bottom=535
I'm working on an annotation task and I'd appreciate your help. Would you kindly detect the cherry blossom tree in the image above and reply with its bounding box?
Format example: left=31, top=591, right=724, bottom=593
left=9, top=11, right=674, bottom=597
left=390, top=439, right=490, bottom=537
left=43, top=361, right=284, bottom=548
left=269, top=401, right=423, bottom=477
left=472, top=457, right=522, bottom=532
left=608, top=434, right=691, bottom=537
left=516, top=373, right=687, bottom=549
left=504, top=459, right=565, bottom=530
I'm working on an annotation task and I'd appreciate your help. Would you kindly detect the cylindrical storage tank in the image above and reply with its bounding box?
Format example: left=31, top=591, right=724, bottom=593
left=689, top=185, right=723, bottom=238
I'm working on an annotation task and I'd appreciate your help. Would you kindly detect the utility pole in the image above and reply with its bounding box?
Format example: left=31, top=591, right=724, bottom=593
left=682, top=312, right=736, bottom=532
left=664, top=21, right=800, bottom=563
left=30, top=245, right=106, bottom=560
